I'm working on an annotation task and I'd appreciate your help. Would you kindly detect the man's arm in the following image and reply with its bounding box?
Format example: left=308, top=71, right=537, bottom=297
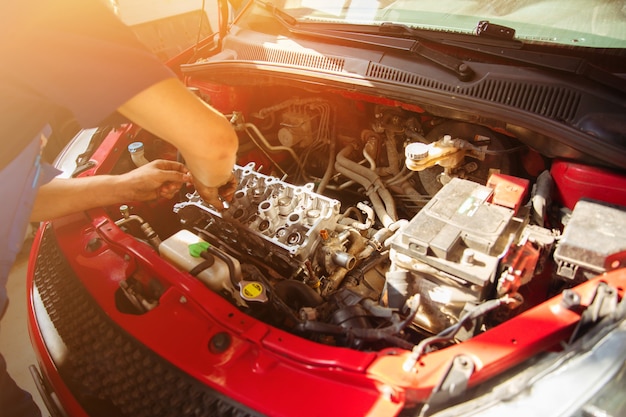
left=30, top=160, right=189, bottom=222
left=117, top=78, right=239, bottom=209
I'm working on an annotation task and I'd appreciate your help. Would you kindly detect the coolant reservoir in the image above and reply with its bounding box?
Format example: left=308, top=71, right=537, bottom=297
left=159, top=230, right=244, bottom=303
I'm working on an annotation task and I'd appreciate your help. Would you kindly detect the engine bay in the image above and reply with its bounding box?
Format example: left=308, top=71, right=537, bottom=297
left=104, top=82, right=626, bottom=353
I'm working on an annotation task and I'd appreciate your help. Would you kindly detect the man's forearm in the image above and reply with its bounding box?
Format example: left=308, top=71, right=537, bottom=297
left=117, top=78, right=239, bottom=188
left=30, top=176, right=126, bottom=222
left=30, top=159, right=190, bottom=222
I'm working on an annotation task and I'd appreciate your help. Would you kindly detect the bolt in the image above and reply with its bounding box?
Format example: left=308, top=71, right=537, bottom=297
left=85, top=237, right=102, bottom=252
left=461, top=249, right=475, bottom=265
left=209, top=332, right=231, bottom=354
left=456, top=356, right=471, bottom=368
left=561, top=289, right=581, bottom=309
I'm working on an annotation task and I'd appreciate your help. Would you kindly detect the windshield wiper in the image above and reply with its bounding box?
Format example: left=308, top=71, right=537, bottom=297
left=363, top=21, right=626, bottom=93
left=256, top=1, right=626, bottom=93
left=380, top=21, right=626, bottom=94
left=255, top=0, right=475, bottom=81
left=447, top=41, right=626, bottom=94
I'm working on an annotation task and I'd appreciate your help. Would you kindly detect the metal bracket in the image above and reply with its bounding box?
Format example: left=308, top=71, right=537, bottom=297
left=569, top=281, right=619, bottom=343
left=420, top=355, right=475, bottom=416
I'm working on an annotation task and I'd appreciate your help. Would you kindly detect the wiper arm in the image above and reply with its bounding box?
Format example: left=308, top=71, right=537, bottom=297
left=379, top=21, right=523, bottom=48
left=375, top=21, right=626, bottom=93
left=319, top=27, right=475, bottom=81
left=255, top=0, right=475, bottom=81
left=256, top=2, right=625, bottom=93
left=443, top=38, right=626, bottom=94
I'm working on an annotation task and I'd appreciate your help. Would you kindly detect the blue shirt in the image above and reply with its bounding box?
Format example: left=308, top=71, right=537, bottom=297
left=0, top=132, right=60, bottom=316
left=0, top=0, right=175, bottom=315
left=0, top=0, right=176, bottom=170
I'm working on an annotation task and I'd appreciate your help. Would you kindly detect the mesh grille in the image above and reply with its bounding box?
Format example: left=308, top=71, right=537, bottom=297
left=235, top=42, right=346, bottom=72
left=33, top=226, right=261, bottom=417
left=366, top=62, right=581, bottom=121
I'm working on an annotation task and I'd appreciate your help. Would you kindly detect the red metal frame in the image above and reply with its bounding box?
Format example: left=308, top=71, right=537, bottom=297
left=28, top=206, right=625, bottom=415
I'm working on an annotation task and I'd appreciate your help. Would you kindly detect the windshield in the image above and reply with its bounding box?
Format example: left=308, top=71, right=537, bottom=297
left=277, top=0, right=626, bottom=48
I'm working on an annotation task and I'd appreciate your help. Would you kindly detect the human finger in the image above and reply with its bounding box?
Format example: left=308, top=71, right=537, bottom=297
left=193, top=180, right=225, bottom=210
left=158, top=182, right=183, bottom=199
left=218, top=173, right=237, bottom=202
left=150, top=159, right=189, bottom=174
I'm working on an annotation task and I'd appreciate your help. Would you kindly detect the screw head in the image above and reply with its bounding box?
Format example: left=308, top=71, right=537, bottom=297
left=209, top=332, right=232, bottom=354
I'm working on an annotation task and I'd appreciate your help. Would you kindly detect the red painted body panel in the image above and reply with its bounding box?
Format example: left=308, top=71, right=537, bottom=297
left=27, top=196, right=626, bottom=415
left=551, top=160, right=626, bottom=210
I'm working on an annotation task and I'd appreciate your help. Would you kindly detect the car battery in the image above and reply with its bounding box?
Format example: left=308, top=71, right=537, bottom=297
left=554, top=199, right=626, bottom=280
left=390, top=178, right=525, bottom=300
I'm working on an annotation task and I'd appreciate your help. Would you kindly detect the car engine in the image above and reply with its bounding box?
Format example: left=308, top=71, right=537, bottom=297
left=113, top=94, right=625, bottom=352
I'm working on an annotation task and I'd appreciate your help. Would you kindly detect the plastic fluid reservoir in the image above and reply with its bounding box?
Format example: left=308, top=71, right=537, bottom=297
left=128, top=141, right=150, bottom=167
left=159, top=229, right=242, bottom=295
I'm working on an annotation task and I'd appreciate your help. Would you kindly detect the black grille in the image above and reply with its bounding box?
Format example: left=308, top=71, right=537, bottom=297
left=33, top=225, right=261, bottom=417
left=366, top=62, right=581, bottom=122
left=237, top=43, right=346, bottom=72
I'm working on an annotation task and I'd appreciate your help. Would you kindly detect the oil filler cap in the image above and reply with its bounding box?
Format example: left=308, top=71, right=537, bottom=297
left=239, top=281, right=268, bottom=303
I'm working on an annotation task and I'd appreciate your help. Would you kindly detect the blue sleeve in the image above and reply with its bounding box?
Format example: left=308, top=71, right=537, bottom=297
left=0, top=132, right=60, bottom=317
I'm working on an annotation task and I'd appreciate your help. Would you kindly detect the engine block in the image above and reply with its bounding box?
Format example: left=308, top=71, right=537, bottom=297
left=174, top=163, right=342, bottom=276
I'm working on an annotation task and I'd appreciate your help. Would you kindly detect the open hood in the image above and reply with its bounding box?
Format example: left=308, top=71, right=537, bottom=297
left=28, top=1, right=626, bottom=417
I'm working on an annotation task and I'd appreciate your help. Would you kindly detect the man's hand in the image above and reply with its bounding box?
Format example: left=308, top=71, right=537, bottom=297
left=193, top=172, right=238, bottom=211
left=31, top=159, right=191, bottom=222
left=117, top=78, right=239, bottom=206
left=121, top=159, right=191, bottom=201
